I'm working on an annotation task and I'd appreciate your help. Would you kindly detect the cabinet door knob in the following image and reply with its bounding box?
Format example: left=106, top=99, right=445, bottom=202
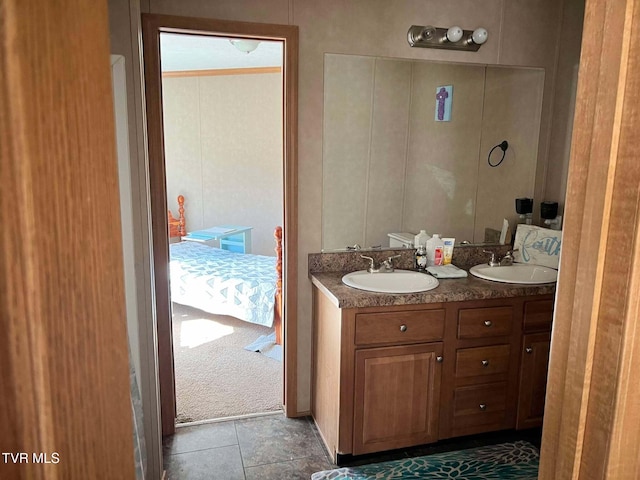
left=481, top=359, right=489, bottom=367
left=479, top=404, right=487, bottom=411
left=399, top=324, right=407, bottom=332
left=525, top=347, right=533, bottom=354
left=436, top=356, right=443, bottom=363
left=484, top=320, right=492, bottom=327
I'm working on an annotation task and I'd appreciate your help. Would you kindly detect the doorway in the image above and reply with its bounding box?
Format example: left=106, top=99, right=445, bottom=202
left=142, top=14, right=299, bottom=436
left=161, top=32, right=284, bottom=424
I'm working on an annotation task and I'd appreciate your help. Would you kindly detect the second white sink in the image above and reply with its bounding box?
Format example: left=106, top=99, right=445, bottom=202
left=342, top=269, right=439, bottom=293
left=469, top=263, right=558, bottom=284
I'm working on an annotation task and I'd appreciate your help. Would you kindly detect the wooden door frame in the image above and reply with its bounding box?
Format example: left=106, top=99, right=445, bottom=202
left=142, top=13, right=298, bottom=436
left=539, top=0, right=640, bottom=477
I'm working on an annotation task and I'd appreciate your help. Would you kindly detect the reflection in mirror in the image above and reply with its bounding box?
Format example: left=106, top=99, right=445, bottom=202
left=322, top=54, right=544, bottom=251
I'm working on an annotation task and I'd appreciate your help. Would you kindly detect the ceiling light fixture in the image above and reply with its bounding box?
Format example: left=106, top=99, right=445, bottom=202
left=407, top=25, right=489, bottom=51
left=229, top=39, right=261, bottom=54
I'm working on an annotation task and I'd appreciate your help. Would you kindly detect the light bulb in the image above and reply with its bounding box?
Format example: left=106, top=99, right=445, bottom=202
left=446, top=26, right=463, bottom=43
left=471, top=28, right=488, bottom=45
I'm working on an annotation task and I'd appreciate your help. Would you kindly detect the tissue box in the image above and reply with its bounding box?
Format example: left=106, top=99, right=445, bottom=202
left=512, top=225, right=562, bottom=269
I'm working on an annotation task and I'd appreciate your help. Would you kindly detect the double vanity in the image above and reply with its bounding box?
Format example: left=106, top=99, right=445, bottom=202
left=309, top=247, right=555, bottom=462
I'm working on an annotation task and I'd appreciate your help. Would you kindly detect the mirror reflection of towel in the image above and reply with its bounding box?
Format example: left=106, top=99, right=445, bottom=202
left=513, top=225, right=562, bottom=269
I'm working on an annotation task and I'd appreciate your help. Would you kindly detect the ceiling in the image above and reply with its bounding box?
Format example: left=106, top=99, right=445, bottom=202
left=160, top=33, right=283, bottom=72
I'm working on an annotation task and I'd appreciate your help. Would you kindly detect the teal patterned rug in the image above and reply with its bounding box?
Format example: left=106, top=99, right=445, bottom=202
left=311, top=440, right=539, bottom=479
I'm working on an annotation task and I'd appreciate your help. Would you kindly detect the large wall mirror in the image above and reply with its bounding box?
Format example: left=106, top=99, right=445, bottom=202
left=322, top=54, right=545, bottom=251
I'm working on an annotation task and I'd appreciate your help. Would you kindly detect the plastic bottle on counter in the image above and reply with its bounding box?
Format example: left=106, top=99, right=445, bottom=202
left=426, top=234, right=445, bottom=266
left=414, top=230, right=430, bottom=249
left=415, top=245, right=427, bottom=270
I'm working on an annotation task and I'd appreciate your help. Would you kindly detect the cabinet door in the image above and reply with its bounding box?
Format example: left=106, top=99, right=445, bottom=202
left=353, top=343, right=443, bottom=455
left=516, top=332, right=551, bottom=429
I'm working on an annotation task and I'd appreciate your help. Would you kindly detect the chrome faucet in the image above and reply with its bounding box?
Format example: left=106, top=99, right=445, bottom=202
left=483, top=250, right=501, bottom=267
left=361, top=254, right=401, bottom=273
left=483, top=249, right=519, bottom=267
left=381, top=254, right=401, bottom=272
left=499, top=249, right=518, bottom=266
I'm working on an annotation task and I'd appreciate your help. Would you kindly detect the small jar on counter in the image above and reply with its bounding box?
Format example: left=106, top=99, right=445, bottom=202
left=415, top=245, right=427, bottom=270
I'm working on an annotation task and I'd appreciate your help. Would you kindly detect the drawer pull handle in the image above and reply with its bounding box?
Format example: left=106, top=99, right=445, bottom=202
left=484, top=320, right=492, bottom=327
left=481, top=360, right=489, bottom=367
left=436, top=356, right=443, bottom=363
left=399, top=324, right=407, bottom=332
left=479, top=404, right=487, bottom=411
left=525, top=347, right=533, bottom=354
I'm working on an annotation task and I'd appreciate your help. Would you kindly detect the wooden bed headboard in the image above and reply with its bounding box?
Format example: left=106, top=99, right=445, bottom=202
left=168, top=194, right=185, bottom=239
left=167, top=195, right=284, bottom=345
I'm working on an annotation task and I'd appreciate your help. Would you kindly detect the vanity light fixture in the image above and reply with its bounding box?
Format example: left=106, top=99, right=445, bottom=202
left=407, top=25, right=489, bottom=52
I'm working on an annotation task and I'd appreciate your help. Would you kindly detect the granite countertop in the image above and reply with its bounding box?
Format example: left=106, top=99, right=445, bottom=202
left=310, top=270, right=555, bottom=309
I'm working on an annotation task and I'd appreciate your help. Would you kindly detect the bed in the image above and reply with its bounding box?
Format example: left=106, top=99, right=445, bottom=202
left=167, top=195, right=283, bottom=344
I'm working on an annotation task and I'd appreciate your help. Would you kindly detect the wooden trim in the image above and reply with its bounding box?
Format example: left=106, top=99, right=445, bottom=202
left=162, top=66, right=282, bottom=78
left=142, top=14, right=299, bottom=434
left=539, top=0, right=640, bottom=478
left=281, top=18, right=300, bottom=419
left=142, top=15, right=176, bottom=437
left=0, top=1, right=134, bottom=477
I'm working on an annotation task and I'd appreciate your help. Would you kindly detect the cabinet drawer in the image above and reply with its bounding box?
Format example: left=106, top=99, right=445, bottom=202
left=355, top=309, right=445, bottom=346
left=455, top=344, right=511, bottom=378
left=452, top=382, right=508, bottom=432
left=457, top=306, right=513, bottom=339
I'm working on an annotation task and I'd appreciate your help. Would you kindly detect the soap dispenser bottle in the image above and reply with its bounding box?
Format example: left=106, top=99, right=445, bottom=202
left=415, top=245, right=427, bottom=270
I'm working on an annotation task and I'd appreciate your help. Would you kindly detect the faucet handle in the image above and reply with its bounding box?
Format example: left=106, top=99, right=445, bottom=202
left=482, top=249, right=496, bottom=259
left=382, top=254, right=401, bottom=272
left=360, top=255, right=377, bottom=272
left=482, top=250, right=499, bottom=267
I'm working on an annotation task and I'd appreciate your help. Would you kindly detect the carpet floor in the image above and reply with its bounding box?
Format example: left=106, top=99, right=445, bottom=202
left=312, top=441, right=540, bottom=479
left=171, top=303, right=282, bottom=423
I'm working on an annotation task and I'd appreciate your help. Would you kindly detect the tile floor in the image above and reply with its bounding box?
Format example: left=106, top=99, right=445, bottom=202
left=163, top=413, right=333, bottom=480
left=163, top=412, right=542, bottom=479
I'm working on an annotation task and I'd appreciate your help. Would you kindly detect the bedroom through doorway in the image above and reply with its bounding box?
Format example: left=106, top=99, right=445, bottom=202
left=160, top=32, right=285, bottom=424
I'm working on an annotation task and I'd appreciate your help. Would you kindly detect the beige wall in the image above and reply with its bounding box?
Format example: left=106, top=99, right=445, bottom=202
left=404, top=62, right=485, bottom=244
left=163, top=73, right=284, bottom=256
left=474, top=67, right=545, bottom=241
left=323, top=57, right=544, bottom=250
left=110, top=0, right=580, bottom=425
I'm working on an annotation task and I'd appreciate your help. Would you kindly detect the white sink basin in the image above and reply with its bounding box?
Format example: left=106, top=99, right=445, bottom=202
left=342, top=269, right=439, bottom=293
left=469, top=263, right=558, bottom=284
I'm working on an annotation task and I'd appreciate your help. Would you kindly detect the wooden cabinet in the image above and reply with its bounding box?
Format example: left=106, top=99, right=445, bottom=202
left=516, top=299, right=554, bottom=429
left=312, top=288, right=554, bottom=462
left=353, top=343, right=442, bottom=454
left=516, top=332, right=551, bottom=429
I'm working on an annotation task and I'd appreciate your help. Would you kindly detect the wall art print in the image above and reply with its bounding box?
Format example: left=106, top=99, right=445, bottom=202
left=435, top=85, right=453, bottom=121
left=513, top=224, right=562, bottom=269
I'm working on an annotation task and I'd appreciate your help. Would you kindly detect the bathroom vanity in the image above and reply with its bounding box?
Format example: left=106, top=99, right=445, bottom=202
left=310, top=264, right=554, bottom=462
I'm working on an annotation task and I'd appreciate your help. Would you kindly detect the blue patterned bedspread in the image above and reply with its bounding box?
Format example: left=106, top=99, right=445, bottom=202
left=169, top=241, right=277, bottom=328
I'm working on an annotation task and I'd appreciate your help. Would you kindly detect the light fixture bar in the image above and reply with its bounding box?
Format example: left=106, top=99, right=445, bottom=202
left=407, top=25, right=488, bottom=52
